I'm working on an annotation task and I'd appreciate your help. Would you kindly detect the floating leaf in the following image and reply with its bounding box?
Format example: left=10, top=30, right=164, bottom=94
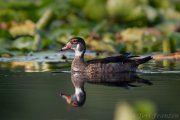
left=9, top=20, right=35, bottom=37
left=12, top=36, right=34, bottom=50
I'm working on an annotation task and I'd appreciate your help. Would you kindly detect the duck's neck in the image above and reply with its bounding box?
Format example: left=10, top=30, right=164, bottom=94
left=72, top=51, right=85, bottom=71
left=75, top=49, right=84, bottom=57
left=75, top=87, right=86, bottom=103
left=74, top=55, right=84, bottom=63
left=75, top=87, right=84, bottom=95
left=74, top=50, right=85, bottom=62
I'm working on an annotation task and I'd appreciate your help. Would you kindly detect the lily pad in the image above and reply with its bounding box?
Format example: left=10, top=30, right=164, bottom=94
left=12, top=36, right=34, bottom=50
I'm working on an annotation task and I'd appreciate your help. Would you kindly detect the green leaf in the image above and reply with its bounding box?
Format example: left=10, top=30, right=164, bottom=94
left=12, top=36, right=34, bottom=50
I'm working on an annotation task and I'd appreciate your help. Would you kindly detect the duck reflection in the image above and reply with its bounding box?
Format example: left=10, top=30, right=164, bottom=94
left=60, top=72, right=152, bottom=107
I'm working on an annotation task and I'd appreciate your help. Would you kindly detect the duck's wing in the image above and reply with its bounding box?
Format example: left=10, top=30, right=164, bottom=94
left=86, top=53, right=139, bottom=64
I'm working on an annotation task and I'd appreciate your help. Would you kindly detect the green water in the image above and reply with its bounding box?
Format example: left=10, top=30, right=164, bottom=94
left=0, top=60, right=180, bottom=120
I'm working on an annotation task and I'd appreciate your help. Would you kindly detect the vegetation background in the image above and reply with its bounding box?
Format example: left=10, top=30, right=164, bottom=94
left=0, top=0, right=180, bottom=57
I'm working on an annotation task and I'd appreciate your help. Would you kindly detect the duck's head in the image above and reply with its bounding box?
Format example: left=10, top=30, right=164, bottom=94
left=60, top=37, right=86, bottom=57
left=60, top=88, right=86, bottom=107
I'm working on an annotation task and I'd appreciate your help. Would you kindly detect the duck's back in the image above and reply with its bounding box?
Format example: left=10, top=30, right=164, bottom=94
left=85, top=54, right=152, bottom=73
left=85, top=61, right=136, bottom=73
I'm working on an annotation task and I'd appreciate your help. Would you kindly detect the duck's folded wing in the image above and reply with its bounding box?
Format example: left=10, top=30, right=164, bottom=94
left=86, top=53, right=139, bottom=64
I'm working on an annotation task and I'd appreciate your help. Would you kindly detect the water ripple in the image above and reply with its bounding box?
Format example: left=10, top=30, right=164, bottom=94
left=137, top=70, right=180, bottom=74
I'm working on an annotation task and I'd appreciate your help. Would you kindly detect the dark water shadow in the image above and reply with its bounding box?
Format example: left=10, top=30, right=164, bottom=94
left=60, top=72, right=152, bottom=107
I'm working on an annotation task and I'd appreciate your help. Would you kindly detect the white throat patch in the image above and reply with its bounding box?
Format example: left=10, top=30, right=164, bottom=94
left=75, top=44, right=83, bottom=56
left=75, top=87, right=83, bottom=101
left=75, top=87, right=83, bottom=95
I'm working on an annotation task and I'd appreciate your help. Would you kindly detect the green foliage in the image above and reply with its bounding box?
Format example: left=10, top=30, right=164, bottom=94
left=0, top=30, right=12, bottom=49
left=106, top=0, right=137, bottom=19
left=149, top=0, right=172, bottom=9
left=134, top=100, right=156, bottom=120
left=106, top=0, right=162, bottom=26
left=0, top=1, right=39, bottom=22
left=0, top=29, right=12, bottom=38
left=169, top=32, right=180, bottom=51
left=0, top=0, right=179, bottom=54
left=175, top=0, right=180, bottom=11
left=83, top=0, right=107, bottom=21
left=12, top=36, right=34, bottom=50
left=69, top=0, right=86, bottom=8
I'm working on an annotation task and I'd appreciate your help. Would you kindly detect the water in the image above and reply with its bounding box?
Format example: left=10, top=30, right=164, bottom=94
left=0, top=60, right=180, bottom=120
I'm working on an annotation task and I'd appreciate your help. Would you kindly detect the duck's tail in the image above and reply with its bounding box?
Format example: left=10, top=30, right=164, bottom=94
left=135, top=56, right=153, bottom=66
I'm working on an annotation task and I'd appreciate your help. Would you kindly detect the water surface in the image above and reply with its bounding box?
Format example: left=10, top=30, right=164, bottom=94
left=0, top=60, right=180, bottom=120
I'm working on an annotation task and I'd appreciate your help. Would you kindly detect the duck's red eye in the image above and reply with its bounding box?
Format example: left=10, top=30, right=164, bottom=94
left=72, top=39, right=78, bottom=44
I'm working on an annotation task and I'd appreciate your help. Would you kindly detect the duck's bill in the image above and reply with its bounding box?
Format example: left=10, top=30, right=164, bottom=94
left=60, top=42, right=71, bottom=51
left=60, top=93, right=71, bottom=104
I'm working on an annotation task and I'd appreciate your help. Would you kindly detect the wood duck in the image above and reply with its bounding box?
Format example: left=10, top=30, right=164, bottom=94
left=60, top=37, right=153, bottom=72
left=60, top=72, right=152, bottom=107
